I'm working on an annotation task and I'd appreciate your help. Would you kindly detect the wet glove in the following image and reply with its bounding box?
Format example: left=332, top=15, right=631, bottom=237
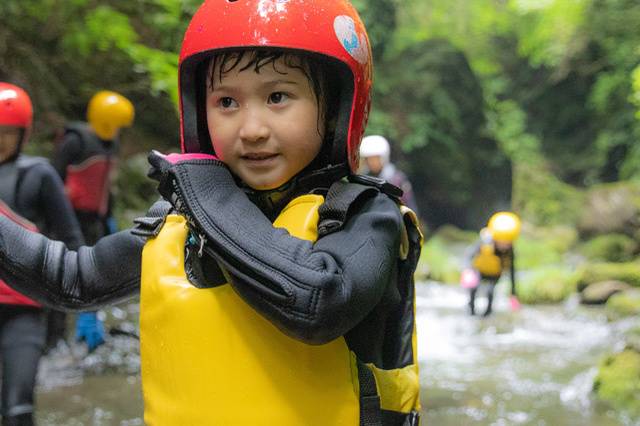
left=460, top=269, right=479, bottom=289
left=509, top=295, right=520, bottom=311
left=76, top=312, right=105, bottom=352
left=106, top=217, right=119, bottom=235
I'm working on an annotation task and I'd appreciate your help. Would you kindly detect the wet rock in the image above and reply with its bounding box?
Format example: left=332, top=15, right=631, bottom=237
left=581, top=280, right=632, bottom=304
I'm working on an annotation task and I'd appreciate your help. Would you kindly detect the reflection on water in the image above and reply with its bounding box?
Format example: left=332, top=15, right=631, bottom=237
left=33, top=283, right=640, bottom=425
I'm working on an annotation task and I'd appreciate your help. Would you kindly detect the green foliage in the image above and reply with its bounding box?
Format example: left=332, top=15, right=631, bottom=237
left=515, top=266, right=578, bottom=304
left=576, top=262, right=640, bottom=292
left=508, top=0, right=587, bottom=67
left=514, top=230, right=577, bottom=270
left=578, top=234, right=638, bottom=263
left=417, top=236, right=462, bottom=284
left=593, top=349, right=640, bottom=419
left=112, top=153, right=159, bottom=229
left=432, top=225, right=478, bottom=244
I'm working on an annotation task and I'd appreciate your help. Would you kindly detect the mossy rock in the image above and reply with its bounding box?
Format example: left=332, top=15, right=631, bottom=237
left=605, top=289, right=640, bottom=318
left=624, top=326, right=640, bottom=353
left=576, top=262, right=640, bottom=292
left=593, top=349, right=640, bottom=419
left=577, top=234, right=638, bottom=263
left=581, top=281, right=632, bottom=305
left=516, top=266, right=578, bottom=304
left=579, top=182, right=640, bottom=239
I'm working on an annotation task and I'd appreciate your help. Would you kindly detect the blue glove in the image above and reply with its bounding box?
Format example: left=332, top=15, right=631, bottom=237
left=75, top=312, right=105, bottom=352
left=106, top=217, right=119, bottom=235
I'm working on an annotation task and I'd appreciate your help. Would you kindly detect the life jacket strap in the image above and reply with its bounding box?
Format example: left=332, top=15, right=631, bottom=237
left=132, top=200, right=173, bottom=237
left=357, top=358, right=382, bottom=426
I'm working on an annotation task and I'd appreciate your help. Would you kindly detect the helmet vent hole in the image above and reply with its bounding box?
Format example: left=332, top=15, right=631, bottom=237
left=227, top=0, right=239, bottom=2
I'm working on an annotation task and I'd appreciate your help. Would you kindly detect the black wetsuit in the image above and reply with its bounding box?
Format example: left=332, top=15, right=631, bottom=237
left=0, top=154, right=84, bottom=426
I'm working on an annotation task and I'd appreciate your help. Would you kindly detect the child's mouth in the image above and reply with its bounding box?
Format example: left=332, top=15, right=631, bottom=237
left=242, top=152, right=279, bottom=167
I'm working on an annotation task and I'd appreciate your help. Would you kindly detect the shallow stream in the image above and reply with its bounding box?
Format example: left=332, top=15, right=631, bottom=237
left=33, top=282, right=640, bottom=425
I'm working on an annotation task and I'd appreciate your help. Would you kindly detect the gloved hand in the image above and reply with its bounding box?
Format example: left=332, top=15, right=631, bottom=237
left=76, top=312, right=105, bottom=352
left=509, top=295, right=521, bottom=311
left=106, top=217, right=119, bottom=235
left=460, top=269, right=479, bottom=289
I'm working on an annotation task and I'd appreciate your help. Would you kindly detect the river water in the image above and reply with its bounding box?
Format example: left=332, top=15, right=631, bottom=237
left=33, top=282, right=640, bottom=425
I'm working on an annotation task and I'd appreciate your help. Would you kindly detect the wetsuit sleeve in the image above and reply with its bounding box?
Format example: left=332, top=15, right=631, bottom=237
left=0, top=213, right=144, bottom=311
left=462, top=240, right=481, bottom=270
left=52, top=132, right=82, bottom=180
left=30, top=162, right=85, bottom=250
left=149, top=154, right=403, bottom=345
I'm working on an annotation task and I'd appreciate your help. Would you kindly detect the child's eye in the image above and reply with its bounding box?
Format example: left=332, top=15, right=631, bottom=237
left=268, top=92, right=289, bottom=104
left=220, top=97, right=238, bottom=108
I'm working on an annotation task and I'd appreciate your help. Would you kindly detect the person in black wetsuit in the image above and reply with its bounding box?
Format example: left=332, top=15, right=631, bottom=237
left=48, top=91, right=134, bottom=352
left=0, top=82, right=84, bottom=425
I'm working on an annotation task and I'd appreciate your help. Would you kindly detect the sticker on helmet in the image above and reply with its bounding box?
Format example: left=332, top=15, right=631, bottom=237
left=334, top=15, right=369, bottom=64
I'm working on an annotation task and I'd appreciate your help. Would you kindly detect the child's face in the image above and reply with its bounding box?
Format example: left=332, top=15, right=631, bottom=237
left=0, top=125, right=21, bottom=162
left=206, top=55, right=324, bottom=191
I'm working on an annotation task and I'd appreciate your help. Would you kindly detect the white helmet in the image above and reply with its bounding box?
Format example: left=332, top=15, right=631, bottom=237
left=359, top=135, right=390, bottom=164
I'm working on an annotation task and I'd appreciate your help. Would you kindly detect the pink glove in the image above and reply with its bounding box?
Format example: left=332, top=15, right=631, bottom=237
left=510, top=295, right=520, bottom=311
left=460, top=269, right=479, bottom=289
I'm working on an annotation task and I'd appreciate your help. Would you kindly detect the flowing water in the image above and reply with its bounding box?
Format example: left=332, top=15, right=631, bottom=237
left=32, top=283, right=640, bottom=425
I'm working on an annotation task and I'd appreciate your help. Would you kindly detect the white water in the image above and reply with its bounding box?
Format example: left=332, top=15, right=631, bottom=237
left=416, top=281, right=640, bottom=426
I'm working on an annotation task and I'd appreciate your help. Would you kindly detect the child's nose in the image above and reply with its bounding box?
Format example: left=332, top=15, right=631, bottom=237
left=239, top=108, right=270, bottom=142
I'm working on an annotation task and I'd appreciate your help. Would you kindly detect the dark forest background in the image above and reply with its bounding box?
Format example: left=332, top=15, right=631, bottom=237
left=2, top=0, right=640, bottom=232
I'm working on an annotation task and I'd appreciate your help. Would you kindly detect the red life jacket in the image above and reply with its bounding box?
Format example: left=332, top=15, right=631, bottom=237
left=0, top=199, right=40, bottom=306
left=65, top=155, right=113, bottom=215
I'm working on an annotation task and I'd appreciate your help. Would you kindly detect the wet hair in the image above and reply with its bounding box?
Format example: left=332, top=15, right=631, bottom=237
left=205, top=49, right=341, bottom=164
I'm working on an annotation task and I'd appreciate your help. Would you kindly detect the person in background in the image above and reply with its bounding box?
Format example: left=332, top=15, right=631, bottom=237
left=461, top=212, right=520, bottom=317
left=49, top=91, right=134, bottom=352
left=359, top=134, right=420, bottom=216
left=0, top=83, right=84, bottom=426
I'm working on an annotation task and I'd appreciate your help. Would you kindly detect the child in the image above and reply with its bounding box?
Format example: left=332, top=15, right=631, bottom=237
left=0, top=83, right=85, bottom=425
left=462, top=212, right=520, bottom=316
left=0, top=1, right=422, bottom=424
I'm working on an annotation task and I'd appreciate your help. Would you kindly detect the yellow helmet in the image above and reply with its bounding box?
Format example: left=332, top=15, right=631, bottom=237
left=488, top=212, right=520, bottom=242
left=87, top=91, right=134, bottom=140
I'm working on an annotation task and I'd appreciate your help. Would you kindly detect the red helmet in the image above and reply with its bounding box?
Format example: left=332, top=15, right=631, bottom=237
left=179, top=0, right=372, bottom=172
left=0, top=83, right=33, bottom=131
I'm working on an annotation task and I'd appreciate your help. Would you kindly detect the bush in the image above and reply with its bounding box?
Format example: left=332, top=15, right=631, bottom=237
left=576, top=262, right=640, bottom=292
left=516, top=266, right=578, bottom=304
left=417, top=236, right=461, bottom=284
left=432, top=225, right=478, bottom=244
left=578, top=234, right=638, bottom=263
left=593, top=349, right=640, bottom=419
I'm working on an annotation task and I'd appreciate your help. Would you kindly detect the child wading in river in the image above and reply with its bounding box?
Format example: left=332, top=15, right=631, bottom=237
left=0, top=1, right=422, bottom=424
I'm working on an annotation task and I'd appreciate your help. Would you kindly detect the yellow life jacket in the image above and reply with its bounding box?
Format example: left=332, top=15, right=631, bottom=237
left=472, top=243, right=503, bottom=277
left=139, top=193, right=420, bottom=425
